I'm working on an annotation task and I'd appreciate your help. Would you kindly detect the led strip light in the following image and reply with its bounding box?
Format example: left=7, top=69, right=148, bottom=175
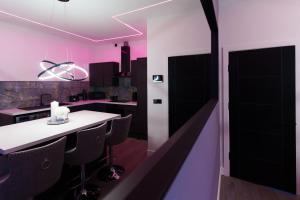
left=0, top=0, right=173, bottom=42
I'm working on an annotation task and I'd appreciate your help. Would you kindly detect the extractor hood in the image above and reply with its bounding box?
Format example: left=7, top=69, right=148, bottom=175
left=118, top=42, right=131, bottom=77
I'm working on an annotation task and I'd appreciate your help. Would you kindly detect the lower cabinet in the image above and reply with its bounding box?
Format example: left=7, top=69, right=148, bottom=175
left=69, top=103, right=146, bottom=139
left=0, top=114, right=14, bottom=126
left=69, top=104, right=92, bottom=112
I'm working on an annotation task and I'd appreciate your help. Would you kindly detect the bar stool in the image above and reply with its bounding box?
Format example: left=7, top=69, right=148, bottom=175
left=106, top=114, right=132, bottom=180
left=65, top=122, right=107, bottom=199
left=0, top=136, right=67, bottom=200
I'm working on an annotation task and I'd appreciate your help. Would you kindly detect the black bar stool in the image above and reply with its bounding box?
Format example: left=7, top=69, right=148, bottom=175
left=105, top=114, right=132, bottom=180
left=0, top=136, right=66, bottom=200
left=65, top=122, right=107, bottom=199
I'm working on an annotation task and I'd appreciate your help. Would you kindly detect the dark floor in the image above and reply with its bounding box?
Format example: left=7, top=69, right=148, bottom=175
left=220, top=176, right=300, bottom=200
left=37, top=138, right=148, bottom=200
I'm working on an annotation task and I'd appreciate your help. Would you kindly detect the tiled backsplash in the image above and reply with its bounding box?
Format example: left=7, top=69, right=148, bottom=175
left=0, top=81, right=89, bottom=110
left=0, top=81, right=137, bottom=110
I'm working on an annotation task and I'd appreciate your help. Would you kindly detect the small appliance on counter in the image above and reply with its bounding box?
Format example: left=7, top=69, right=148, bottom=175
left=69, top=95, right=79, bottom=102
left=40, top=93, right=52, bottom=106
left=110, top=95, right=118, bottom=102
left=89, top=91, right=106, bottom=100
left=77, top=89, right=88, bottom=101
left=132, top=92, right=137, bottom=101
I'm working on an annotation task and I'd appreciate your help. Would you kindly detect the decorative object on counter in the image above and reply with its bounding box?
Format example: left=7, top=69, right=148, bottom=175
left=50, top=101, right=59, bottom=121
left=48, top=102, right=70, bottom=125
left=47, top=117, right=69, bottom=125
left=69, top=95, right=79, bottom=102
left=38, top=60, right=88, bottom=81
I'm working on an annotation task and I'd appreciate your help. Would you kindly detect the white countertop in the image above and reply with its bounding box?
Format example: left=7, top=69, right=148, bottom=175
left=0, top=99, right=137, bottom=116
left=0, top=110, right=120, bottom=154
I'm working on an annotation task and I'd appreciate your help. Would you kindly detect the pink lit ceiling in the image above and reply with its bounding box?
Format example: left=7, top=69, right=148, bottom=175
left=0, top=0, right=203, bottom=43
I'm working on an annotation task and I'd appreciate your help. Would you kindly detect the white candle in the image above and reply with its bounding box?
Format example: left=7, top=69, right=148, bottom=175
left=50, top=101, right=59, bottom=120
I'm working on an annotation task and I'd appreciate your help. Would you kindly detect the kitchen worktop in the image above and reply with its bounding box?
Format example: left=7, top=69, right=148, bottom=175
left=0, top=99, right=137, bottom=116
left=0, top=111, right=120, bottom=154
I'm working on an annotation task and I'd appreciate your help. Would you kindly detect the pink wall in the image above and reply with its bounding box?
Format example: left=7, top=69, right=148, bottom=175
left=93, top=39, right=147, bottom=71
left=0, top=20, right=96, bottom=81
left=147, top=8, right=211, bottom=152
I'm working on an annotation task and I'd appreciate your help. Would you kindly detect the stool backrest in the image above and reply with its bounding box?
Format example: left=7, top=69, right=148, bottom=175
left=0, top=136, right=66, bottom=200
left=110, top=114, right=132, bottom=145
left=65, top=122, right=107, bottom=166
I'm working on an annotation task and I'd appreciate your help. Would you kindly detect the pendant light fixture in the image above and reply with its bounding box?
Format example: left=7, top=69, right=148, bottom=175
left=38, top=0, right=88, bottom=81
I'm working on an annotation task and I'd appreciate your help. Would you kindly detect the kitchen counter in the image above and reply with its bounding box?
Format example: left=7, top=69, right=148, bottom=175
left=0, top=111, right=120, bottom=154
left=0, top=99, right=137, bottom=116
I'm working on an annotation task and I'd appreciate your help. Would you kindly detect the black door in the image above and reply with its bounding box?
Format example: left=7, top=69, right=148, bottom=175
left=169, top=54, right=210, bottom=137
left=229, top=46, right=296, bottom=193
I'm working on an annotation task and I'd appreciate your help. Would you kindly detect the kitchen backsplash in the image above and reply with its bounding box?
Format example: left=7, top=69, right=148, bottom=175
left=91, top=86, right=137, bottom=101
left=0, top=81, right=136, bottom=110
left=0, top=81, right=89, bottom=110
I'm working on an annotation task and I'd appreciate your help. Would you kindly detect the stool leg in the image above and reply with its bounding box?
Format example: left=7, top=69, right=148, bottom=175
left=108, top=141, right=113, bottom=169
left=77, top=165, right=87, bottom=200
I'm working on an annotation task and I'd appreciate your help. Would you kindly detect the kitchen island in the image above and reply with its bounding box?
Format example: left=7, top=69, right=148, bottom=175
left=0, top=99, right=146, bottom=140
left=0, top=110, right=119, bottom=155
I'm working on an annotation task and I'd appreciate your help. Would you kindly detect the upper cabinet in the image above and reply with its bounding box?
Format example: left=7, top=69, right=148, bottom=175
left=131, top=58, right=147, bottom=87
left=89, top=62, right=119, bottom=87
left=130, top=57, right=147, bottom=137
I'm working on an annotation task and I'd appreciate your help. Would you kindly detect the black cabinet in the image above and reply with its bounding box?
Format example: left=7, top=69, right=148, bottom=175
left=69, top=104, right=93, bottom=112
left=89, top=62, right=119, bottom=87
left=89, top=103, right=106, bottom=112
left=131, top=58, right=147, bottom=139
left=131, top=60, right=138, bottom=87
left=0, top=113, right=14, bottom=126
left=105, top=104, right=125, bottom=116
left=106, top=104, right=140, bottom=138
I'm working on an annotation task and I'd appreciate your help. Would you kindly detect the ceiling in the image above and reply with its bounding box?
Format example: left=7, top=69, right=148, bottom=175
left=0, top=0, right=204, bottom=43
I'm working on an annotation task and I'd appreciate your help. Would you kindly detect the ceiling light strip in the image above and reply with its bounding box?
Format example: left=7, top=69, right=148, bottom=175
left=112, top=0, right=173, bottom=18
left=0, top=10, right=97, bottom=42
left=0, top=0, right=173, bottom=42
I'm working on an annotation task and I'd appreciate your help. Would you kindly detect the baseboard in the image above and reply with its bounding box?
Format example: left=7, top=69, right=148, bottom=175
left=147, top=149, right=155, bottom=156
left=217, top=167, right=225, bottom=200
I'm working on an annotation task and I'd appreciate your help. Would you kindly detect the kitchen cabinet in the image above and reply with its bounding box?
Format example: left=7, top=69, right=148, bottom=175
left=89, top=103, right=106, bottom=112
left=131, top=60, right=138, bottom=87
left=89, top=62, right=119, bottom=87
left=69, top=104, right=92, bottom=112
left=105, top=104, right=141, bottom=137
left=0, top=114, right=14, bottom=126
left=131, top=58, right=147, bottom=139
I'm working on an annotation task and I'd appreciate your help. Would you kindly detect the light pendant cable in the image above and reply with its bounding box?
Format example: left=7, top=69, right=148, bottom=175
left=38, top=0, right=88, bottom=81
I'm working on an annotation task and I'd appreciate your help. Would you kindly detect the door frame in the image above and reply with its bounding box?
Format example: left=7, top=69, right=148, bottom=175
left=220, top=40, right=300, bottom=194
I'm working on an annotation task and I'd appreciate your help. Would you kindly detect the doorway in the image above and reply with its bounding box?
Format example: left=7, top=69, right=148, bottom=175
left=168, top=54, right=210, bottom=137
left=229, top=46, right=296, bottom=193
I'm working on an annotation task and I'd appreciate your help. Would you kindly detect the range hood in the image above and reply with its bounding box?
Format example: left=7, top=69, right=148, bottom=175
left=118, top=42, right=131, bottom=77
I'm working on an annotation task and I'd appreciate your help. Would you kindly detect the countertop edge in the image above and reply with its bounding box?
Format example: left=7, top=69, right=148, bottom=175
left=0, top=100, right=138, bottom=116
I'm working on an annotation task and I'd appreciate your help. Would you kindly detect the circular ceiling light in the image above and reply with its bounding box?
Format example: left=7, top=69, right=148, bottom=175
left=38, top=60, right=88, bottom=81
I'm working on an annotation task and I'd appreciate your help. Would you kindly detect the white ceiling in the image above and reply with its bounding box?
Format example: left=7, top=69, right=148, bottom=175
left=0, top=0, right=204, bottom=43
